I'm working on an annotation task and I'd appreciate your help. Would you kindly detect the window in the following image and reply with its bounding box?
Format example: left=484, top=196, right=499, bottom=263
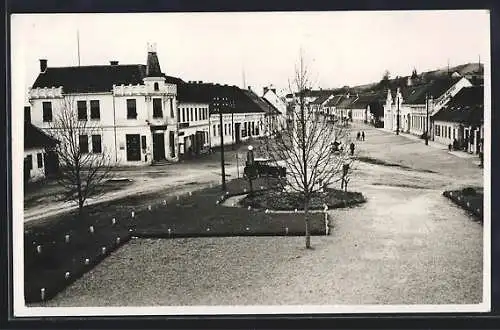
left=153, top=98, right=163, bottom=118
left=141, top=136, right=147, bottom=150
left=154, top=82, right=159, bottom=91
left=37, top=153, right=43, bottom=168
left=218, top=124, right=221, bottom=135
left=177, top=108, right=181, bottom=122
left=199, top=108, right=202, bottom=121
left=182, top=108, right=186, bottom=122
left=127, top=99, right=137, bottom=119
left=213, top=125, right=216, bottom=136
left=170, top=99, right=174, bottom=118
left=79, top=135, right=89, bottom=153
left=26, top=155, right=33, bottom=171
left=77, top=101, right=87, bottom=121
left=25, top=106, right=31, bottom=123
left=90, top=100, right=100, bottom=120
left=224, top=124, right=228, bottom=136
left=195, top=108, right=198, bottom=121
left=229, top=124, right=232, bottom=135
left=190, top=108, right=193, bottom=122
left=42, top=102, right=52, bottom=122
left=92, top=135, right=102, bottom=153
left=448, top=127, right=451, bottom=139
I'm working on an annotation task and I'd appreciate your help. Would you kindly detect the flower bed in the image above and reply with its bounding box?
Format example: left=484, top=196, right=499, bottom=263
left=442, top=187, right=483, bottom=221
left=239, top=188, right=366, bottom=211
left=24, top=177, right=326, bottom=303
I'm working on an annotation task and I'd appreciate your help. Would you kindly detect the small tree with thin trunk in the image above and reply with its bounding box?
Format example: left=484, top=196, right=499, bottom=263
left=48, top=97, right=114, bottom=215
left=259, top=52, right=354, bottom=249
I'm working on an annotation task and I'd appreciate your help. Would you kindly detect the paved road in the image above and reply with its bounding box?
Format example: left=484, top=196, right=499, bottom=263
left=23, top=145, right=252, bottom=222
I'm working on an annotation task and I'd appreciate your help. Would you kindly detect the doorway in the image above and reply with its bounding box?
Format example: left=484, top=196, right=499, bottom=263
left=152, top=132, right=166, bottom=161
left=235, top=123, right=241, bottom=144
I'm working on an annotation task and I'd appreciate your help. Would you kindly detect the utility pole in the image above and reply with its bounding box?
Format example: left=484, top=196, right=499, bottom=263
left=396, top=94, right=400, bottom=135
left=212, top=96, right=227, bottom=191
left=425, top=93, right=429, bottom=145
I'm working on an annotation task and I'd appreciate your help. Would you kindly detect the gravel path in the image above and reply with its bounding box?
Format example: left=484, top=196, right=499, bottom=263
left=35, top=185, right=482, bottom=307
left=29, top=125, right=484, bottom=307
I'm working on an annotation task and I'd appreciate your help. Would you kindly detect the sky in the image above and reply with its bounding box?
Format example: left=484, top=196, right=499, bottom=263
left=12, top=10, right=490, bottom=100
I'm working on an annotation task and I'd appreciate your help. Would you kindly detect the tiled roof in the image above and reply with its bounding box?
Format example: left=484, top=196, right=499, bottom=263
left=432, top=86, right=483, bottom=125
left=310, top=94, right=332, bottom=105
left=336, top=95, right=357, bottom=108
left=351, top=94, right=379, bottom=109
left=261, top=97, right=283, bottom=115
left=242, top=89, right=279, bottom=115
left=32, top=64, right=184, bottom=93
left=25, top=122, right=59, bottom=149
left=403, top=76, right=463, bottom=104
left=178, top=83, right=266, bottom=114
left=324, top=95, right=343, bottom=107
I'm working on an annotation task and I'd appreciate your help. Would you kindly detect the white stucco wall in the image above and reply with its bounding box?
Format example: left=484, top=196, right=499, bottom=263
left=24, top=148, right=45, bottom=182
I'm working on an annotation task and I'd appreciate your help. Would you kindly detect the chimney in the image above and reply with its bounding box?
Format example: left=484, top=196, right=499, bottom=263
left=263, top=87, right=269, bottom=95
left=248, top=86, right=252, bottom=91
left=198, top=81, right=203, bottom=84
left=271, top=88, right=276, bottom=94
left=110, top=60, right=119, bottom=65
left=39, top=59, right=47, bottom=73
left=407, top=76, right=412, bottom=86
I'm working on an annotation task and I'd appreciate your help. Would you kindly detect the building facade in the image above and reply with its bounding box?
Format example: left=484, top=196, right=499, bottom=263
left=384, top=76, right=473, bottom=140
left=29, top=44, right=181, bottom=166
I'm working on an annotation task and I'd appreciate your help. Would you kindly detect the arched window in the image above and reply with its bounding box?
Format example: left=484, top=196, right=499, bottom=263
left=154, top=82, right=159, bottom=91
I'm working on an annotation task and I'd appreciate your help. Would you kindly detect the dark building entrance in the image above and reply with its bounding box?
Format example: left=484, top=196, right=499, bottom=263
left=153, top=132, right=166, bottom=161
left=126, top=134, right=141, bottom=161
left=44, top=149, right=59, bottom=177
left=235, top=123, right=241, bottom=144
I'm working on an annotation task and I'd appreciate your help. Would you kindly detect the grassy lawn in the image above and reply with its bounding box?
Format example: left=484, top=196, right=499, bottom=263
left=442, top=187, right=483, bottom=222
left=24, top=177, right=328, bottom=303
left=240, top=188, right=366, bottom=211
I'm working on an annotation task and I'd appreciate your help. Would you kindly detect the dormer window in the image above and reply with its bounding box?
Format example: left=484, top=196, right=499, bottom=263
left=154, top=82, right=159, bottom=91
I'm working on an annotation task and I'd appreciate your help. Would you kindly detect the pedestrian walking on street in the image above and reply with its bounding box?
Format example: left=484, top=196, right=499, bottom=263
left=341, top=163, right=350, bottom=191
left=350, top=142, right=355, bottom=156
left=356, top=132, right=361, bottom=140
left=362, top=131, right=365, bottom=141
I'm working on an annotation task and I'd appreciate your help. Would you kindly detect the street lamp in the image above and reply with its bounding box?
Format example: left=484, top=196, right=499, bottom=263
left=396, top=93, right=400, bottom=135
left=246, top=145, right=255, bottom=193
left=425, top=93, right=429, bottom=145
left=211, top=96, right=232, bottom=191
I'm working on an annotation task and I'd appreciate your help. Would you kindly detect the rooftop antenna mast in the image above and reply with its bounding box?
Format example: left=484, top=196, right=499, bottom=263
left=77, top=29, right=81, bottom=66
left=242, top=67, right=246, bottom=90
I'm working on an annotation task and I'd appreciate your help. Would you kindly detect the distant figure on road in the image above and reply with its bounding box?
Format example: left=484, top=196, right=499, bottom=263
left=361, top=131, right=365, bottom=141
left=356, top=132, right=361, bottom=141
left=341, top=163, right=350, bottom=191
left=350, top=142, right=355, bottom=156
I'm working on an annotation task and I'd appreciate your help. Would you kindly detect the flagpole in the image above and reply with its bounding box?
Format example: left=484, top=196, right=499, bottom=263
left=77, top=29, right=81, bottom=66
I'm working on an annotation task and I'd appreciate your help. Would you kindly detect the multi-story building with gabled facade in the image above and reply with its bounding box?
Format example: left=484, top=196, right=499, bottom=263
left=383, top=75, right=473, bottom=139
left=28, top=44, right=182, bottom=166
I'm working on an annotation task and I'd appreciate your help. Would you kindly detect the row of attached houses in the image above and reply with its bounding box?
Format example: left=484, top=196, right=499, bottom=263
left=308, top=91, right=385, bottom=126
left=432, top=85, right=484, bottom=154
left=26, top=44, right=285, bottom=174
left=383, top=75, right=473, bottom=136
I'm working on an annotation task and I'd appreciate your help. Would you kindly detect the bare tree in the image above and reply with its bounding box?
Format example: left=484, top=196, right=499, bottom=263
left=48, top=97, right=114, bottom=215
left=259, top=52, right=354, bottom=249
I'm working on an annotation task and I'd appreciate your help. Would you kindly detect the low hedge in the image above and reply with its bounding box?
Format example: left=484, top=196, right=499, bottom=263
left=442, top=187, right=483, bottom=221
left=239, top=188, right=366, bottom=211
left=24, top=177, right=326, bottom=303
